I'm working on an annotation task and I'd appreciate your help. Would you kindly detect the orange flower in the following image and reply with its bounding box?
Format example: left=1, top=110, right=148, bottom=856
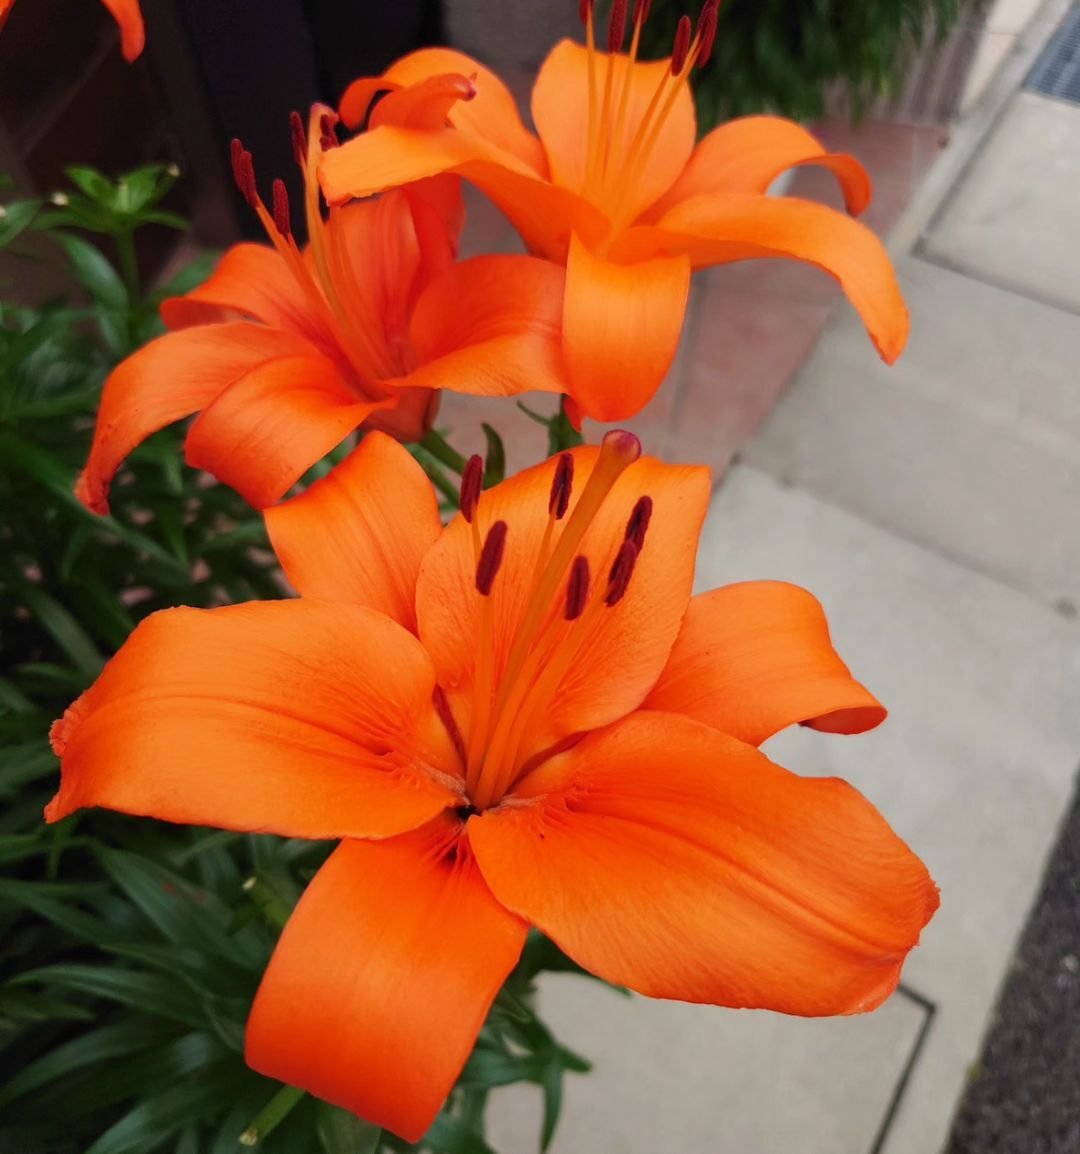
left=323, top=0, right=909, bottom=422
left=77, top=105, right=567, bottom=513
left=0, top=0, right=144, bottom=60
left=49, top=429, right=937, bottom=1140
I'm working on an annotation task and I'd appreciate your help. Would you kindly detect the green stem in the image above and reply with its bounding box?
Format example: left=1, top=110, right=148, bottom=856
left=114, top=226, right=141, bottom=351
left=420, top=428, right=468, bottom=474
left=239, top=1084, right=306, bottom=1147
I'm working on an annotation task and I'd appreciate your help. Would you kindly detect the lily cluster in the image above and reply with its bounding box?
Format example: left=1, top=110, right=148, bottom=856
left=40, top=0, right=937, bottom=1145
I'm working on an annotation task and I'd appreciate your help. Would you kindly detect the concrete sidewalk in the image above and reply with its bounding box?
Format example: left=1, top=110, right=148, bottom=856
left=488, top=1, right=1080, bottom=1150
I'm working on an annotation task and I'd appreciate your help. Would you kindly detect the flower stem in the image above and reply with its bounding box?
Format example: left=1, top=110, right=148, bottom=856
left=239, top=1084, right=306, bottom=1147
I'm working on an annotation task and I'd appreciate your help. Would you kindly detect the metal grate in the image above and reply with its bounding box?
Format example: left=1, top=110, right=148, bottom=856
left=1026, top=0, right=1080, bottom=102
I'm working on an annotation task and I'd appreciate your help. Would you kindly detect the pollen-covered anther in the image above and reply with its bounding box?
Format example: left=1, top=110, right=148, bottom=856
left=565, top=555, right=591, bottom=620
left=605, top=539, right=640, bottom=607
left=549, top=453, right=575, bottom=520
left=230, top=138, right=257, bottom=208
left=670, top=15, right=692, bottom=74
left=319, top=112, right=340, bottom=151
left=624, top=494, right=653, bottom=551
left=289, top=110, right=308, bottom=167
left=460, top=454, right=484, bottom=524
left=476, top=521, right=509, bottom=596
left=272, top=179, right=291, bottom=238
left=608, top=0, right=628, bottom=51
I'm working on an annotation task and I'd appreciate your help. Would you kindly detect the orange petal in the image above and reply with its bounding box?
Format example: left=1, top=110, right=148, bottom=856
left=47, top=601, right=462, bottom=836
left=531, top=39, right=695, bottom=226
left=617, top=193, right=909, bottom=363
left=644, top=582, right=886, bottom=745
left=416, top=447, right=710, bottom=763
left=160, top=243, right=334, bottom=354
left=320, top=129, right=607, bottom=263
left=648, top=116, right=871, bottom=221
left=247, top=820, right=527, bottom=1142
left=265, top=432, right=441, bottom=632
left=99, top=0, right=144, bottom=60
left=561, top=234, right=689, bottom=422
left=183, top=352, right=386, bottom=509
left=0, top=1, right=12, bottom=31
left=76, top=323, right=316, bottom=515
left=471, top=711, right=938, bottom=1015
left=399, top=255, right=568, bottom=398
left=342, top=46, right=547, bottom=174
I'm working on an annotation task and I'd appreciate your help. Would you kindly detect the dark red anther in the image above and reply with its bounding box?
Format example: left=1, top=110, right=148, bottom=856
left=624, top=495, right=653, bottom=551
left=319, top=111, right=340, bottom=151
left=670, top=15, right=692, bottom=73
left=696, top=0, right=720, bottom=68
left=605, top=539, right=639, bottom=607
left=460, top=454, right=484, bottom=524
left=565, top=556, right=591, bottom=621
left=476, top=521, right=508, bottom=596
left=271, top=179, right=291, bottom=237
left=549, top=453, right=574, bottom=520
left=634, top=0, right=653, bottom=24
left=578, top=0, right=593, bottom=26
left=289, top=110, right=307, bottom=167
left=608, top=0, right=628, bottom=51
left=230, top=138, right=257, bottom=207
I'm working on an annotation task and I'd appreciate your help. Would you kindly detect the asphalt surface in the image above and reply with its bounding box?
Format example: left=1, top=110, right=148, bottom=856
left=944, top=774, right=1080, bottom=1153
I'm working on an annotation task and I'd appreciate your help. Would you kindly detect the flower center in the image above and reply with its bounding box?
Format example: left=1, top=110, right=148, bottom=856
left=452, top=431, right=652, bottom=811
left=579, top=0, right=719, bottom=237
left=229, top=108, right=401, bottom=396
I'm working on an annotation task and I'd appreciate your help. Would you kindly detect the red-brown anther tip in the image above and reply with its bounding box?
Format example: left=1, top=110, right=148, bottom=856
left=624, top=495, right=653, bottom=551
left=608, top=0, right=628, bottom=51
left=476, top=521, right=508, bottom=596
left=605, top=539, right=639, bottom=607
left=601, top=428, right=642, bottom=466
left=696, top=0, right=720, bottom=68
left=289, top=110, right=307, bottom=167
left=578, top=0, right=594, bottom=26
left=549, top=453, right=575, bottom=520
left=229, top=139, right=257, bottom=207
left=460, top=455, right=484, bottom=524
left=671, top=14, right=692, bottom=73
left=565, top=555, right=591, bottom=621
left=319, top=111, right=340, bottom=151
left=272, top=179, right=291, bottom=237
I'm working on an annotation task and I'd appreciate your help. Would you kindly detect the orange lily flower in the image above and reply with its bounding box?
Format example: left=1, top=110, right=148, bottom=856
left=49, top=429, right=938, bottom=1140
left=323, top=0, right=909, bottom=422
left=0, top=0, right=143, bottom=59
left=77, top=105, right=567, bottom=513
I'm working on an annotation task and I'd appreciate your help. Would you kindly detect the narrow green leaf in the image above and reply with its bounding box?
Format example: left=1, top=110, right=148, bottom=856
left=11, top=964, right=206, bottom=1026
left=13, top=579, right=103, bottom=675
left=64, top=166, right=116, bottom=204
left=539, top=1063, right=564, bottom=1152
left=315, top=1102, right=381, bottom=1154
left=53, top=233, right=128, bottom=310
left=480, top=424, right=506, bottom=487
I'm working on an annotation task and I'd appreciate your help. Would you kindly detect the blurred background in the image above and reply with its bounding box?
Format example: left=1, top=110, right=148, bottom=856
left=2, top=1, right=1079, bottom=1152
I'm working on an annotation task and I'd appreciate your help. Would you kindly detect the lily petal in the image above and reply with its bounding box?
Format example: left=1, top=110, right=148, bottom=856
left=648, top=116, right=871, bottom=220
left=100, top=0, right=145, bottom=60
left=531, top=39, right=696, bottom=226
left=471, top=711, right=939, bottom=1015
left=246, top=821, right=527, bottom=1142
left=562, top=234, right=690, bottom=422
left=47, top=601, right=461, bottom=837
left=184, top=351, right=387, bottom=509
left=266, top=432, right=442, bottom=632
left=399, top=255, right=568, bottom=398
left=160, top=243, right=334, bottom=356
left=616, top=193, right=909, bottom=363
left=416, top=448, right=710, bottom=762
left=342, top=46, right=547, bottom=174
left=644, top=582, right=886, bottom=744
left=76, top=323, right=316, bottom=514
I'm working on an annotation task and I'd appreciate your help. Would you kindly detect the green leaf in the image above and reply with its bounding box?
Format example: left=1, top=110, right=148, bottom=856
left=11, top=964, right=207, bottom=1026
left=0, top=986, right=95, bottom=1025
left=539, top=1063, right=564, bottom=1152
left=0, top=199, right=41, bottom=248
left=0, top=877, right=114, bottom=942
left=11, top=578, right=103, bottom=676
left=480, top=424, right=506, bottom=487
left=315, top=1102, right=381, bottom=1154
left=64, top=166, right=116, bottom=205
left=53, top=233, right=128, bottom=310
left=0, top=1018, right=170, bottom=1108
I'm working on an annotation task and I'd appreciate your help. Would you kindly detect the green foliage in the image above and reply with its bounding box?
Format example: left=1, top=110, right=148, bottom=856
left=640, top=0, right=983, bottom=126
left=1, top=165, right=591, bottom=1154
